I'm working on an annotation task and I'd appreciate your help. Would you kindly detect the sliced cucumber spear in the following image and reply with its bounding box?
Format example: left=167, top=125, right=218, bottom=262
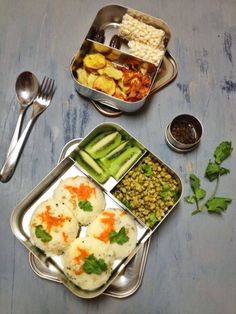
left=75, top=150, right=109, bottom=183
left=109, top=146, right=142, bottom=180
left=100, top=141, right=130, bottom=168
left=84, top=131, right=122, bottom=159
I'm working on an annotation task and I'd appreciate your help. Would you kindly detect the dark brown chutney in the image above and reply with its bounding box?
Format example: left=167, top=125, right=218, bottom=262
left=170, top=120, right=199, bottom=144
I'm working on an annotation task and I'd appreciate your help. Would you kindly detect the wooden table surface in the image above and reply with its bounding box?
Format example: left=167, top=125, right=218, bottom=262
left=0, top=0, right=235, bottom=313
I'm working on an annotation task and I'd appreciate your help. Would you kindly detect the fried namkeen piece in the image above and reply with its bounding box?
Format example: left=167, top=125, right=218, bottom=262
left=76, top=68, right=88, bottom=86
left=83, top=53, right=106, bottom=70
left=93, top=75, right=116, bottom=95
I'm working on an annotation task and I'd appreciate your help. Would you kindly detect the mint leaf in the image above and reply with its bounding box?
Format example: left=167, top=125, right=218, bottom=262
left=83, top=254, right=107, bottom=275
left=205, top=160, right=230, bottom=181
left=141, top=164, right=153, bottom=176
left=147, top=213, right=159, bottom=227
left=109, top=227, right=129, bottom=245
left=214, top=141, right=233, bottom=164
left=79, top=200, right=93, bottom=212
left=35, top=225, right=52, bottom=242
left=206, top=197, right=232, bottom=214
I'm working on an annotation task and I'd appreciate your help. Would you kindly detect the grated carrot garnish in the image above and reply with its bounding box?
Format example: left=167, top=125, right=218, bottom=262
left=39, top=205, right=71, bottom=232
left=64, top=183, right=96, bottom=200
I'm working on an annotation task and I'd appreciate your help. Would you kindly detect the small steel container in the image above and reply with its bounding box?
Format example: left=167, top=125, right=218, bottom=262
left=70, top=4, right=171, bottom=112
left=165, top=114, right=203, bottom=152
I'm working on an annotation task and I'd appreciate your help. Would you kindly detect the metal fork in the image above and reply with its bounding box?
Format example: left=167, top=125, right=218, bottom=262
left=0, top=77, right=55, bottom=183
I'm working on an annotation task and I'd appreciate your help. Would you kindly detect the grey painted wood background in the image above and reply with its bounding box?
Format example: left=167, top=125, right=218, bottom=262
left=0, top=0, right=235, bottom=313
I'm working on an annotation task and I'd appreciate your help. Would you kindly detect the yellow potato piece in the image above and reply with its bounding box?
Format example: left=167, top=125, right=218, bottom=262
left=76, top=68, right=88, bottom=86
left=103, top=66, right=123, bottom=80
left=83, top=53, right=106, bottom=70
left=93, top=75, right=116, bottom=95
left=93, top=43, right=111, bottom=54
left=87, top=73, right=98, bottom=88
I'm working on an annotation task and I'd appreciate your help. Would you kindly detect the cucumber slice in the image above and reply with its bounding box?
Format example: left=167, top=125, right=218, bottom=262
left=109, top=146, right=142, bottom=180
left=100, top=141, right=130, bottom=168
left=85, top=131, right=122, bottom=159
left=75, top=150, right=109, bottom=183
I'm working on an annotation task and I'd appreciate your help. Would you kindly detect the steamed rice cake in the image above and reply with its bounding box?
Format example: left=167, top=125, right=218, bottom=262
left=62, top=237, right=114, bottom=290
left=86, top=208, right=137, bottom=259
left=53, top=176, right=105, bottom=225
left=29, top=199, right=79, bottom=255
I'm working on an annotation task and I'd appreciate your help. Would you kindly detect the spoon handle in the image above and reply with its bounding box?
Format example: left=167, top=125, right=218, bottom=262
left=6, top=107, right=26, bottom=157
left=0, top=117, right=36, bottom=183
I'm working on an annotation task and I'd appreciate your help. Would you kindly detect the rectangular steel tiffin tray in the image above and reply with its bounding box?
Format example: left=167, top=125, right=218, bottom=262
left=70, top=4, right=173, bottom=113
left=11, top=123, right=183, bottom=298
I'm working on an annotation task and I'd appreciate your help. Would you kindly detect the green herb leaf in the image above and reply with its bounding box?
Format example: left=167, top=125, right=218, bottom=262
left=141, top=164, right=153, bottom=176
left=206, top=197, right=232, bottom=214
left=122, top=199, right=132, bottom=210
left=205, top=160, right=230, bottom=181
left=195, top=188, right=206, bottom=200
left=214, top=141, right=233, bottom=164
left=79, top=200, right=93, bottom=212
left=147, top=213, right=159, bottom=227
left=83, top=254, right=108, bottom=275
left=35, top=225, right=52, bottom=242
left=109, top=227, right=129, bottom=245
left=185, top=195, right=196, bottom=204
left=189, top=174, right=201, bottom=193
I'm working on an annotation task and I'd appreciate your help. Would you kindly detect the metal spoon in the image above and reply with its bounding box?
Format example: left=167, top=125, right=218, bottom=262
left=6, top=71, right=39, bottom=156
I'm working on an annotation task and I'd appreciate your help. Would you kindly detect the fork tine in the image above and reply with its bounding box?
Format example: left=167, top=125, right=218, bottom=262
left=38, top=76, right=46, bottom=98
left=45, top=79, right=55, bottom=100
left=43, top=78, right=53, bottom=98
left=41, top=77, right=51, bottom=98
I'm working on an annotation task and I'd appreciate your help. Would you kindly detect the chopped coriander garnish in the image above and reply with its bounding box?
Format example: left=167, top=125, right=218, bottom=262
left=83, top=254, right=108, bottom=275
left=147, top=213, right=159, bottom=228
left=35, top=225, right=52, bottom=242
left=79, top=200, right=93, bottom=212
left=109, top=227, right=129, bottom=245
left=141, top=164, right=153, bottom=176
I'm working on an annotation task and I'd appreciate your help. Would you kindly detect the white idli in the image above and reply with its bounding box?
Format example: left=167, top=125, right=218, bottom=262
left=62, top=237, right=114, bottom=290
left=29, top=199, right=79, bottom=255
left=86, top=208, right=137, bottom=259
left=53, top=176, right=105, bottom=225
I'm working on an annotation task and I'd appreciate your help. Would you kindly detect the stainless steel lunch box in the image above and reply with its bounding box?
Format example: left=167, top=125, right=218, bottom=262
left=11, top=122, right=182, bottom=299
left=70, top=4, right=171, bottom=112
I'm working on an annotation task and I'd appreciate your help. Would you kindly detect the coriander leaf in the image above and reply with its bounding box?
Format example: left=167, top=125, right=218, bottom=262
left=195, top=188, right=206, bottom=200
left=122, top=199, right=132, bottom=210
left=141, top=164, right=153, bottom=176
left=35, top=225, right=52, bottom=242
left=189, top=174, right=201, bottom=193
left=205, top=160, right=230, bottom=181
left=206, top=197, right=232, bottom=214
left=83, top=254, right=107, bottom=275
left=147, top=213, right=159, bottom=227
left=109, top=227, right=129, bottom=245
left=79, top=200, right=93, bottom=212
left=185, top=195, right=196, bottom=204
left=191, top=209, right=202, bottom=215
left=214, top=141, right=233, bottom=164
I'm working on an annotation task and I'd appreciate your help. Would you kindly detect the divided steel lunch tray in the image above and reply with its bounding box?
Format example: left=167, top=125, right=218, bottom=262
left=11, top=123, right=183, bottom=299
left=70, top=4, right=175, bottom=113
